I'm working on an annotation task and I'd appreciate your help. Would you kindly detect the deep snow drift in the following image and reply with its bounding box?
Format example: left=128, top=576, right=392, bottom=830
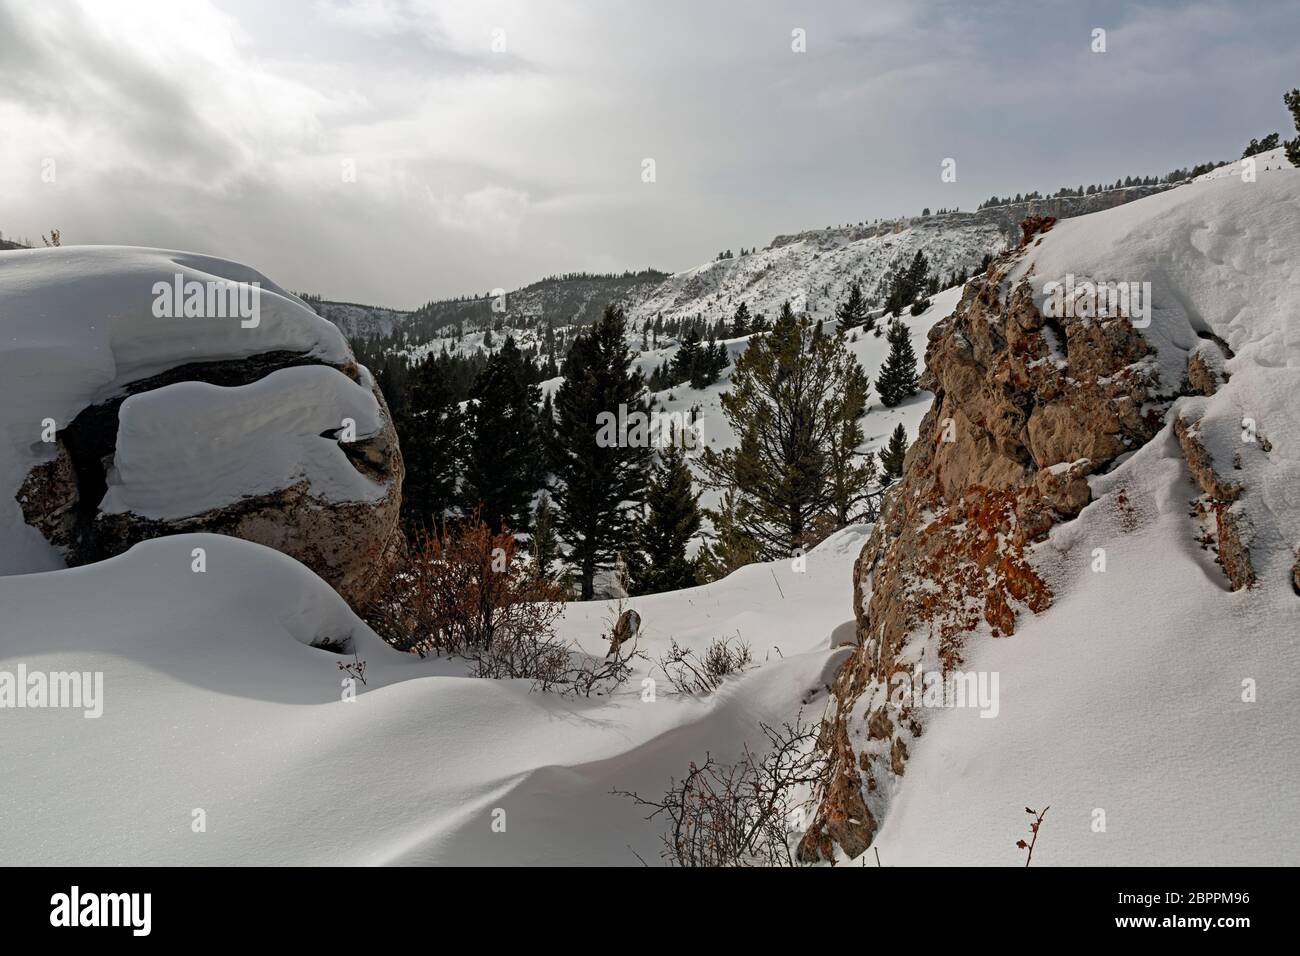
left=0, top=529, right=866, bottom=865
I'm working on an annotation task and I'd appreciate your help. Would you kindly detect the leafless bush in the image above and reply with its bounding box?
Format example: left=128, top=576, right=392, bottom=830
left=362, top=514, right=566, bottom=658
left=656, top=634, right=751, bottom=694
left=566, top=630, right=645, bottom=697
left=336, top=653, right=367, bottom=686
left=1016, top=805, right=1050, bottom=866
left=362, top=515, right=638, bottom=696
left=464, top=626, right=570, bottom=687
left=615, top=716, right=825, bottom=866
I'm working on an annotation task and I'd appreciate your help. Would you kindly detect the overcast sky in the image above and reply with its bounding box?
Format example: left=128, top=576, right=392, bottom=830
left=1, top=0, right=1297, bottom=308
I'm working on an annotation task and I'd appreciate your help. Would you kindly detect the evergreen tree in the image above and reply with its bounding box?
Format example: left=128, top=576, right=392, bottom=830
left=538, top=390, right=557, bottom=447
left=1284, top=88, right=1300, bottom=167
left=698, top=491, right=762, bottom=582
left=551, top=305, right=652, bottom=598
left=826, top=355, right=876, bottom=527
left=836, top=281, right=870, bottom=330
left=885, top=250, right=932, bottom=317
left=631, top=436, right=702, bottom=594
left=399, top=357, right=464, bottom=529
left=732, top=301, right=752, bottom=337
left=711, top=340, right=730, bottom=378
left=529, top=493, right=559, bottom=580
left=879, top=423, right=909, bottom=483
left=875, top=320, right=919, bottom=407
left=699, top=301, right=863, bottom=558
left=461, top=336, right=543, bottom=533
left=673, top=328, right=703, bottom=385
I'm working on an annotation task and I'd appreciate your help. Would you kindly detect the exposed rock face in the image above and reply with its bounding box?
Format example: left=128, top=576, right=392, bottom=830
left=1185, top=337, right=1231, bottom=397
left=1173, top=415, right=1255, bottom=591
left=798, top=242, right=1171, bottom=862
left=16, top=354, right=404, bottom=609
left=15, top=438, right=80, bottom=550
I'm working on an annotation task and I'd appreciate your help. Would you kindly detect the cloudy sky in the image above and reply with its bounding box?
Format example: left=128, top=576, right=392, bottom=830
left=1, top=0, right=1297, bottom=308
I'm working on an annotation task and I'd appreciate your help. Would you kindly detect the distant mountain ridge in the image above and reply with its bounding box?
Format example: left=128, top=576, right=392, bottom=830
left=324, top=183, right=1174, bottom=350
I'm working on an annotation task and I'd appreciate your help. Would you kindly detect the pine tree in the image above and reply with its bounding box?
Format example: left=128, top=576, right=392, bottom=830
left=631, top=436, right=702, bottom=594
left=673, top=327, right=703, bottom=385
left=826, top=355, right=876, bottom=527
left=885, top=251, right=929, bottom=317
left=1284, top=88, right=1300, bottom=167
left=399, top=356, right=465, bottom=529
left=698, top=491, right=762, bottom=582
left=732, top=301, right=751, bottom=337
left=551, top=305, right=652, bottom=598
left=538, top=390, right=557, bottom=447
left=879, top=423, right=909, bottom=483
left=698, top=301, right=863, bottom=558
left=461, top=336, right=543, bottom=533
left=875, top=320, right=919, bottom=408
left=836, top=281, right=870, bottom=330
left=529, top=493, right=559, bottom=580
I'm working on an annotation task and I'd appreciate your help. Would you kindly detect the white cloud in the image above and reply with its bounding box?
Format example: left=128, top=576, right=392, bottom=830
left=0, top=0, right=1296, bottom=306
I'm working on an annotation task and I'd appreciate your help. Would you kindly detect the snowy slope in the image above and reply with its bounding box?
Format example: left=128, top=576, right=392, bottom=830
left=625, top=219, right=1002, bottom=330
left=0, top=527, right=867, bottom=865
left=869, top=158, right=1300, bottom=865
left=641, top=287, right=963, bottom=521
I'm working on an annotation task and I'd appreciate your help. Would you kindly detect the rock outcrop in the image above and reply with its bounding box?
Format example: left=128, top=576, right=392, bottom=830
left=797, top=236, right=1173, bottom=862
left=5, top=248, right=404, bottom=610
left=18, top=356, right=403, bottom=609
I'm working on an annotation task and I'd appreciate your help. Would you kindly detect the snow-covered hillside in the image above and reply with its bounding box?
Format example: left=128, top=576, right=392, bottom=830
left=623, top=218, right=1003, bottom=330
left=859, top=152, right=1300, bottom=866
left=639, top=286, right=964, bottom=521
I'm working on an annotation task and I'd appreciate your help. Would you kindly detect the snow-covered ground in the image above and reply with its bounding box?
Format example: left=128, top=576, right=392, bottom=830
left=0, top=527, right=866, bottom=865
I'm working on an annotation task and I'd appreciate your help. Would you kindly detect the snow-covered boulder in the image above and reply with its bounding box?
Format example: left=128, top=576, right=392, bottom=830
left=2, top=247, right=403, bottom=607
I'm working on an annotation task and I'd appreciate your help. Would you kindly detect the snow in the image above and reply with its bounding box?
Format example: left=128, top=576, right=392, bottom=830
left=868, top=162, right=1300, bottom=866
left=647, top=285, right=963, bottom=522
left=101, top=365, right=388, bottom=519
left=3, top=160, right=1297, bottom=865
left=1193, top=146, right=1292, bottom=181
left=0, top=527, right=868, bottom=865
left=0, top=246, right=352, bottom=573
left=627, top=220, right=1002, bottom=330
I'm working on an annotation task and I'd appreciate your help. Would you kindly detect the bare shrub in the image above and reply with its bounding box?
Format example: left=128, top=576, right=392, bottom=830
left=657, top=634, right=751, bottom=694
left=615, top=716, right=824, bottom=867
left=1016, top=805, right=1050, bottom=866
left=362, top=513, right=566, bottom=658
left=362, top=515, right=637, bottom=695
left=336, top=653, right=367, bottom=687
